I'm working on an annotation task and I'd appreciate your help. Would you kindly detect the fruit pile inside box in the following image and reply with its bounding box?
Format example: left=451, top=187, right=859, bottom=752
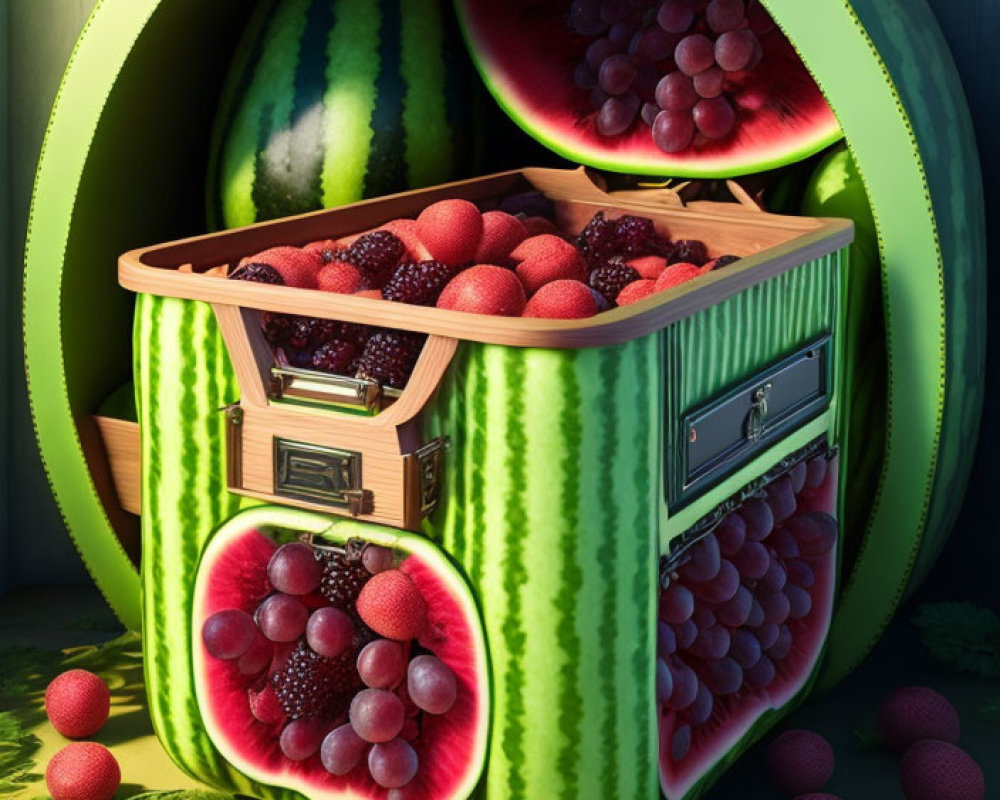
left=222, top=192, right=740, bottom=390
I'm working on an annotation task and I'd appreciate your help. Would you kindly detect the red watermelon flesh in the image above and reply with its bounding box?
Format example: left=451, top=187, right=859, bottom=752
left=192, top=522, right=488, bottom=800
left=658, top=454, right=839, bottom=799
left=456, top=0, right=841, bottom=177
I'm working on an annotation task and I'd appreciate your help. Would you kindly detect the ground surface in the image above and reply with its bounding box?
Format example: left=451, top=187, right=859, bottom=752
left=1, top=587, right=996, bottom=799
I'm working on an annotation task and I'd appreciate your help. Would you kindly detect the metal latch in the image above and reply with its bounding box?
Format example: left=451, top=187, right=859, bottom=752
left=269, top=366, right=401, bottom=414
left=273, top=437, right=371, bottom=511
left=745, top=382, right=772, bottom=444
left=415, top=437, right=448, bottom=517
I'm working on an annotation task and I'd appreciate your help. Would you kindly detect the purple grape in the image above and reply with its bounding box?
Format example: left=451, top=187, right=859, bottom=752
left=306, top=607, right=355, bottom=658
left=675, top=618, right=698, bottom=650
left=790, top=513, right=838, bottom=557
left=661, top=583, right=695, bottom=624
left=641, top=102, right=660, bottom=126
left=267, top=542, right=322, bottom=596
left=693, top=97, right=736, bottom=139
left=657, top=0, right=694, bottom=34
left=786, top=559, right=816, bottom=589
left=694, top=66, right=725, bottom=99
left=407, top=654, right=458, bottom=715
left=597, top=93, right=641, bottom=135
left=767, top=625, right=793, bottom=660
left=655, top=71, right=698, bottom=111
left=733, top=541, right=771, bottom=580
left=769, top=528, right=801, bottom=560
left=674, top=34, right=716, bottom=76
left=715, top=28, right=757, bottom=71
left=280, top=718, right=327, bottom=761
left=766, top=476, right=797, bottom=522
left=368, top=738, right=419, bottom=789
left=739, top=498, right=775, bottom=541
left=689, top=681, right=714, bottom=724
left=700, top=656, right=743, bottom=695
left=256, top=594, right=309, bottom=643
left=679, top=534, right=721, bottom=583
left=744, top=655, right=776, bottom=689
left=237, top=632, right=274, bottom=675
left=729, top=627, right=762, bottom=669
left=804, top=455, right=828, bottom=487
left=358, top=639, right=407, bottom=689
left=754, top=623, right=780, bottom=650
left=652, top=109, right=696, bottom=153
left=759, top=591, right=791, bottom=625
left=350, top=689, right=406, bottom=743
left=785, top=584, right=813, bottom=620
left=656, top=658, right=675, bottom=702
left=321, top=724, right=367, bottom=775
left=692, top=605, right=717, bottom=630
left=608, top=20, right=635, bottom=47
left=705, top=0, right=745, bottom=33
left=658, top=620, right=678, bottom=657
left=591, top=86, right=611, bottom=107
left=599, top=54, right=638, bottom=95
left=363, top=544, right=395, bottom=575
left=570, top=0, right=609, bottom=36
left=693, top=560, right=740, bottom=604
left=630, top=26, right=677, bottom=61
left=715, top=585, right=753, bottom=627
left=202, top=609, right=257, bottom=661
left=667, top=658, right=699, bottom=710
left=716, top=514, right=747, bottom=557
left=600, top=0, right=633, bottom=24
left=746, top=34, right=764, bottom=69
left=586, top=37, right=621, bottom=71
left=575, top=60, right=598, bottom=90
left=688, top=625, right=731, bottom=660
left=672, top=724, right=692, bottom=760
left=746, top=598, right=765, bottom=628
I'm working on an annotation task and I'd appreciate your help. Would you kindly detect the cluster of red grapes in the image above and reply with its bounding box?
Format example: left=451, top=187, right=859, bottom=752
left=569, top=0, right=777, bottom=152
left=656, top=454, right=837, bottom=762
left=201, top=540, right=458, bottom=790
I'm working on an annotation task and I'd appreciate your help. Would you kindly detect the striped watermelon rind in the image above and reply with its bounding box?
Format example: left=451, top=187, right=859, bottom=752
left=206, top=0, right=478, bottom=231
left=190, top=507, right=490, bottom=800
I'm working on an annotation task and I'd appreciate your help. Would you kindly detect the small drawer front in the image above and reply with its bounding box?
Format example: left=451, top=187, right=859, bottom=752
left=670, top=337, right=831, bottom=508
left=273, top=438, right=365, bottom=509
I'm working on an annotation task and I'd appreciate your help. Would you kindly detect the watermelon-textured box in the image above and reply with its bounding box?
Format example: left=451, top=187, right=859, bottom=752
left=117, top=167, right=852, bottom=800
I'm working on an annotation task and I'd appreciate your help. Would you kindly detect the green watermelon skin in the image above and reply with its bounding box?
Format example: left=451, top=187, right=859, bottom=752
left=207, top=0, right=478, bottom=230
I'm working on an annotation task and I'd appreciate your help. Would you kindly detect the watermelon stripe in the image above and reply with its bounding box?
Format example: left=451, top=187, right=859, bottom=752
left=499, top=348, right=528, bottom=797
left=363, top=0, right=407, bottom=197
left=597, top=347, right=621, bottom=797
left=556, top=354, right=583, bottom=800
left=468, top=347, right=487, bottom=591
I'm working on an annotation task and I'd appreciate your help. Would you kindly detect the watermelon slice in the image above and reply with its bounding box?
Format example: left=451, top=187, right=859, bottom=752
left=455, top=0, right=842, bottom=177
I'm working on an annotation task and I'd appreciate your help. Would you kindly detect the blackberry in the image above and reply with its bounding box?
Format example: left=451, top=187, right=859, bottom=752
left=713, top=254, right=741, bottom=269
left=355, top=330, right=427, bottom=390
left=669, top=239, right=709, bottom=267
left=343, top=231, right=405, bottom=287
left=261, top=312, right=295, bottom=347
left=229, top=262, right=285, bottom=284
left=614, top=215, right=656, bottom=256
left=382, top=260, right=456, bottom=306
left=271, top=641, right=361, bottom=720
left=577, top=211, right=620, bottom=267
left=311, top=340, right=359, bottom=374
left=318, top=551, right=370, bottom=611
left=337, top=322, right=374, bottom=347
left=285, top=316, right=341, bottom=350
left=589, top=260, right=641, bottom=304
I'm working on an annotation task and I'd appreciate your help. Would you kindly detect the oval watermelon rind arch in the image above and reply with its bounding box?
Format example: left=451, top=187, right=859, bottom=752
left=762, top=0, right=985, bottom=687
left=23, top=0, right=162, bottom=632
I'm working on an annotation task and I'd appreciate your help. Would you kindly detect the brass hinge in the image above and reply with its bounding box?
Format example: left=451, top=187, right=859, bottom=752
left=415, top=437, right=449, bottom=517
left=345, top=489, right=375, bottom=517
left=221, top=403, right=243, bottom=489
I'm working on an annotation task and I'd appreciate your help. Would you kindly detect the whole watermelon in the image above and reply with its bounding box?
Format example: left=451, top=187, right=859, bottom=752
left=207, top=0, right=479, bottom=230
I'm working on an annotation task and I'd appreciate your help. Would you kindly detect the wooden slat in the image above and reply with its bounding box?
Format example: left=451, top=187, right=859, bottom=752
left=92, top=416, right=141, bottom=515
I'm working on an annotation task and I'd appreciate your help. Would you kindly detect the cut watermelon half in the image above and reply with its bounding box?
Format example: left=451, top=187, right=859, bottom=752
left=455, top=0, right=842, bottom=177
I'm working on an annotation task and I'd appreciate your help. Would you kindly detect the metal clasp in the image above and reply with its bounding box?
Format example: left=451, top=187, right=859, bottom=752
left=745, top=382, right=772, bottom=444
left=415, top=437, right=449, bottom=517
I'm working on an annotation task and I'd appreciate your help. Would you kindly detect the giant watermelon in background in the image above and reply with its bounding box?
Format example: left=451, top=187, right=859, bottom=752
left=455, top=0, right=986, bottom=688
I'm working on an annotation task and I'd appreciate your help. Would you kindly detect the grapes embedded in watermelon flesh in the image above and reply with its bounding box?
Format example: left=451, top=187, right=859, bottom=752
left=657, top=454, right=839, bottom=799
left=193, top=523, right=488, bottom=800
left=456, top=0, right=841, bottom=172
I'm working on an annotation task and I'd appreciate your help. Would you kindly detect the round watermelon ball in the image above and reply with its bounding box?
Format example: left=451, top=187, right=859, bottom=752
left=877, top=686, right=961, bottom=753
left=45, top=669, right=111, bottom=738
left=900, top=740, right=984, bottom=800
left=766, top=729, right=835, bottom=797
left=46, top=742, right=120, bottom=800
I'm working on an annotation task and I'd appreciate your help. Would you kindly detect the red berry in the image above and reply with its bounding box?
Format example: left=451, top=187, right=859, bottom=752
left=523, top=280, right=598, bottom=319
left=655, top=262, right=702, bottom=291
left=46, top=743, right=120, bottom=800
left=877, top=686, right=961, bottom=753
left=238, top=246, right=321, bottom=289
left=437, top=265, right=527, bottom=316
left=617, top=279, right=657, bottom=306
left=317, top=261, right=365, bottom=294
left=45, top=669, right=111, bottom=738
left=511, top=235, right=587, bottom=295
left=474, top=211, right=528, bottom=265
left=766, top=730, right=834, bottom=797
left=627, top=255, right=668, bottom=279
left=522, top=216, right=560, bottom=237
left=416, top=199, right=483, bottom=265
left=356, top=570, right=427, bottom=641
left=381, top=218, right=432, bottom=261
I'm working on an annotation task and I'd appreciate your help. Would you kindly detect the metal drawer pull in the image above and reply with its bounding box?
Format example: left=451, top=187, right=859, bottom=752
left=745, top=382, right=772, bottom=444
